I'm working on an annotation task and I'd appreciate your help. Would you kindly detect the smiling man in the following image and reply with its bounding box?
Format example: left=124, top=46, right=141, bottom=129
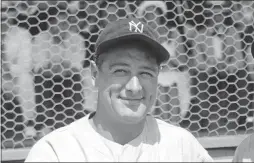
left=25, top=17, right=213, bottom=162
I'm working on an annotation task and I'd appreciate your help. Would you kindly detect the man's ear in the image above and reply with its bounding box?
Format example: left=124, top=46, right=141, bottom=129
left=90, top=60, right=99, bottom=86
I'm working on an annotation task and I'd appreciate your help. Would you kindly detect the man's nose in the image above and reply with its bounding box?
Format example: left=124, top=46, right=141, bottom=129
left=125, top=76, right=142, bottom=94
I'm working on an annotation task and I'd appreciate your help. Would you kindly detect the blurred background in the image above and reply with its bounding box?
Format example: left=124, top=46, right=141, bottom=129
left=1, top=0, right=254, bottom=162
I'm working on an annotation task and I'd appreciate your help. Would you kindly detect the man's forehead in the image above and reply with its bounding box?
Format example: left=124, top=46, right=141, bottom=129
left=106, top=46, right=157, bottom=63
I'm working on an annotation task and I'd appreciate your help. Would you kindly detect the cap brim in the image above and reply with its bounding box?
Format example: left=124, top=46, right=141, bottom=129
left=96, top=33, right=170, bottom=64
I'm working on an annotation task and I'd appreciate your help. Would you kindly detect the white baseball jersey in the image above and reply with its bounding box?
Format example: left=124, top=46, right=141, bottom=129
left=25, top=113, right=213, bottom=162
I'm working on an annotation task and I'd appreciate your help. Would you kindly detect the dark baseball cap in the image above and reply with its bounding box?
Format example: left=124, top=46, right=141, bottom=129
left=95, top=17, right=170, bottom=65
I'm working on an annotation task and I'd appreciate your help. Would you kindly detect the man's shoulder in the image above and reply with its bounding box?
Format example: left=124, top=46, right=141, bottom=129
left=26, top=115, right=92, bottom=162
left=148, top=116, right=194, bottom=139
left=41, top=124, right=71, bottom=140
left=149, top=116, right=213, bottom=162
left=37, top=115, right=89, bottom=143
left=155, top=117, right=191, bottom=135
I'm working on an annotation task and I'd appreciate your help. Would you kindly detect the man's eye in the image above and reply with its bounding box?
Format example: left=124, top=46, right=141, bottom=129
left=140, top=72, right=154, bottom=78
left=113, top=69, right=128, bottom=75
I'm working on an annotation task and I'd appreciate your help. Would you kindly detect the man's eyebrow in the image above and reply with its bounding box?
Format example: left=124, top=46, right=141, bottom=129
left=109, top=63, right=158, bottom=72
left=140, top=66, right=158, bottom=72
left=109, top=63, right=129, bottom=70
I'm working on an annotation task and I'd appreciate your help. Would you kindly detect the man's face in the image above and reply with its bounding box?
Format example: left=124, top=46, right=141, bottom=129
left=95, top=44, right=159, bottom=124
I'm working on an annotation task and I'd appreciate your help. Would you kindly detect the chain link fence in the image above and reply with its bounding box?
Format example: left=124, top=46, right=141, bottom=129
left=1, top=0, right=254, bottom=161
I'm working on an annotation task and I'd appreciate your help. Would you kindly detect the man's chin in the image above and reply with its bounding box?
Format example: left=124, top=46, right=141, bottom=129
left=111, top=100, right=148, bottom=122
left=117, top=108, right=148, bottom=124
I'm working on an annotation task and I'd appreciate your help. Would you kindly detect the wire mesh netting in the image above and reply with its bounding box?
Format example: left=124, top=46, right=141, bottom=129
left=1, top=0, right=254, bottom=155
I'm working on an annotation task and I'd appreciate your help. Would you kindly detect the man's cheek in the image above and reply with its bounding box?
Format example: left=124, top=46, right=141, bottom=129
left=149, top=90, right=157, bottom=105
left=103, top=84, right=121, bottom=99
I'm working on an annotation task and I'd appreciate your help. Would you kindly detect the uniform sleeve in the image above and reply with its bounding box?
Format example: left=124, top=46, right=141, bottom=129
left=25, top=138, right=59, bottom=162
left=192, top=137, right=214, bottom=162
left=183, top=130, right=214, bottom=162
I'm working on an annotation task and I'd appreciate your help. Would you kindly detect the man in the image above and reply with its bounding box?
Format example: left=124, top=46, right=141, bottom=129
left=232, top=42, right=254, bottom=162
left=25, top=17, right=213, bottom=162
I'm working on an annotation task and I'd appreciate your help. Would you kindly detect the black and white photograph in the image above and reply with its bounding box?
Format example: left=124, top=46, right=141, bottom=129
left=1, top=0, right=254, bottom=162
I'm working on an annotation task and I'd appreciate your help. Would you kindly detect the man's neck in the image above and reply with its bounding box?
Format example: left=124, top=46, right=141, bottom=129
left=91, top=108, right=146, bottom=145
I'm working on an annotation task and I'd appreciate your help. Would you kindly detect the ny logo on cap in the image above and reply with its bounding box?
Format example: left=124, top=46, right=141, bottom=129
left=129, top=20, right=144, bottom=33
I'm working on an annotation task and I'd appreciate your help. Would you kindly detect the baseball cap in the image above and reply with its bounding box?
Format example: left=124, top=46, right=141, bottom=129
left=95, top=17, right=170, bottom=64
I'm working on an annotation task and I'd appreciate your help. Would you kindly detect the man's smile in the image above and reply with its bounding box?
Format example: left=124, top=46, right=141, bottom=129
left=118, top=96, right=144, bottom=106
